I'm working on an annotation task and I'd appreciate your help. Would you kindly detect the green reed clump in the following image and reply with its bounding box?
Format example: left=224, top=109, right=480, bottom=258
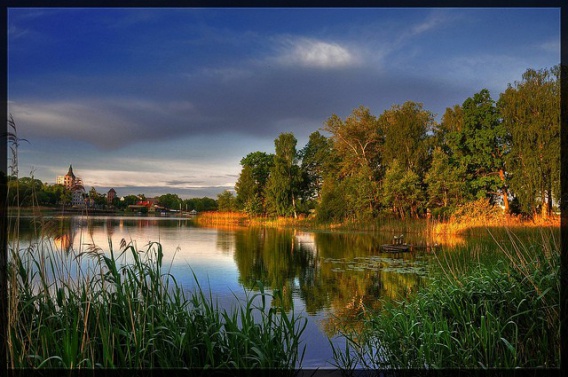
left=332, top=228, right=560, bottom=369
left=7, top=237, right=306, bottom=370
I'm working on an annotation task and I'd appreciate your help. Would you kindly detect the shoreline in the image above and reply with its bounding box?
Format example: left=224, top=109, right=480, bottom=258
left=9, top=207, right=560, bottom=235
left=194, top=211, right=561, bottom=234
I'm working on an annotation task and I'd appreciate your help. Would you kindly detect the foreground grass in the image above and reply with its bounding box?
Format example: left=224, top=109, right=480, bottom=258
left=7, top=237, right=306, bottom=370
left=332, top=228, right=560, bottom=369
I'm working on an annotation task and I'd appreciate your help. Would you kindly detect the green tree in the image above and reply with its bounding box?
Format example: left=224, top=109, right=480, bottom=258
left=498, top=66, right=560, bottom=217
left=184, top=197, right=218, bottom=212
left=217, top=190, right=237, bottom=211
left=88, top=187, right=106, bottom=207
left=379, top=101, right=434, bottom=178
left=434, top=104, right=464, bottom=152
left=158, top=193, right=182, bottom=210
left=239, top=151, right=275, bottom=212
left=264, top=133, right=301, bottom=217
left=119, top=195, right=139, bottom=209
left=299, top=131, right=333, bottom=203
left=319, top=106, right=383, bottom=220
left=424, top=147, right=467, bottom=217
left=461, top=89, right=510, bottom=210
left=235, top=164, right=263, bottom=215
left=381, top=160, right=424, bottom=219
left=323, top=106, right=382, bottom=179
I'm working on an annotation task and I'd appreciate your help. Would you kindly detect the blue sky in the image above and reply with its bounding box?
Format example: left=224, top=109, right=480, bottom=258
left=7, top=7, right=560, bottom=199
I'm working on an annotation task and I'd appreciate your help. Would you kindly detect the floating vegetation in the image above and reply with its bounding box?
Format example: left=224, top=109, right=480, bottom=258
left=322, top=254, right=429, bottom=275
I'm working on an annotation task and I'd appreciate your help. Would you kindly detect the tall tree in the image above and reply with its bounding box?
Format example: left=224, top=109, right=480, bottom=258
left=238, top=151, right=275, bottom=212
left=320, top=106, right=382, bottom=218
left=424, top=146, right=467, bottom=216
left=379, top=101, right=434, bottom=178
left=264, top=133, right=301, bottom=217
left=235, top=164, right=263, bottom=214
left=299, top=131, right=333, bottom=202
left=323, top=106, right=382, bottom=179
left=498, top=66, right=560, bottom=217
left=461, top=89, right=510, bottom=211
left=217, top=190, right=237, bottom=212
left=381, top=159, right=424, bottom=219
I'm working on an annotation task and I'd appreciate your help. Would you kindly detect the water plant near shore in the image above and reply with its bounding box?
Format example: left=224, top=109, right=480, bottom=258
left=7, top=236, right=307, bottom=369
left=331, top=227, right=560, bottom=369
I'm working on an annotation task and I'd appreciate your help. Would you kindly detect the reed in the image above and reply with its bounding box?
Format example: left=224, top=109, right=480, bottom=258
left=331, top=227, right=560, bottom=369
left=194, top=211, right=251, bottom=227
left=7, top=234, right=307, bottom=370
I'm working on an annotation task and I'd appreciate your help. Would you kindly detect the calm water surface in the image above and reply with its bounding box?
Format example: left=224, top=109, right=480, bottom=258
left=12, top=214, right=548, bottom=368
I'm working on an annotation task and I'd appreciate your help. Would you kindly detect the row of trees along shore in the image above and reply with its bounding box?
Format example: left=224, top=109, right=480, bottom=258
left=234, top=66, right=560, bottom=222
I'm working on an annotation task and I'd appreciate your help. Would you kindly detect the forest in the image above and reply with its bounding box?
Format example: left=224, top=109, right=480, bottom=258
left=233, top=66, right=560, bottom=222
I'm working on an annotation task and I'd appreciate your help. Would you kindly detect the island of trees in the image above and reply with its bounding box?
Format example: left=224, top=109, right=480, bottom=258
left=230, top=66, right=559, bottom=224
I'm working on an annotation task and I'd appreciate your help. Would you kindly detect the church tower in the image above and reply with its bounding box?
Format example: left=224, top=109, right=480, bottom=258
left=64, top=164, right=76, bottom=190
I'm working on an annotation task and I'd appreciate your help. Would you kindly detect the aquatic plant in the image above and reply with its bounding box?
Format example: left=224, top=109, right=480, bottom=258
left=7, top=236, right=307, bottom=369
left=331, top=228, right=560, bottom=369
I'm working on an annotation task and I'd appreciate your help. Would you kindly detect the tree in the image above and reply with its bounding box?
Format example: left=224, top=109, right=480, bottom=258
left=381, top=160, right=424, bottom=219
left=424, top=147, right=467, bottom=217
left=461, top=89, right=510, bottom=210
left=217, top=190, right=236, bottom=212
left=264, top=133, right=301, bottom=217
left=185, top=197, right=218, bottom=212
left=88, top=187, right=106, bottom=207
left=158, top=193, right=182, bottom=210
left=235, top=164, right=263, bottom=215
left=238, top=151, right=275, bottom=212
left=299, top=131, right=333, bottom=202
left=379, top=101, right=434, bottom=178
left=323, top=106, right=382, bottom=179
left=438, top=90, right=509, bottom=212
left=319, top=106, right=383, bottom=219
left=498, top=66, right=560, bottom=217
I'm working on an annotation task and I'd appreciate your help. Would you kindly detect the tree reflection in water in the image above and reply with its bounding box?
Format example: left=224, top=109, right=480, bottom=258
left=232, top=227, right=429, bottom=337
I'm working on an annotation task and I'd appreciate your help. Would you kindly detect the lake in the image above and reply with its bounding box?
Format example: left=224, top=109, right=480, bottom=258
left=9, top=214, right=557, bottom=368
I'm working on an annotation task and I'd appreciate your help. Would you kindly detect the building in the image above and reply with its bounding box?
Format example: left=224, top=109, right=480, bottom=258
left=64, top=165, right=77, bottom=189
left=71, top=181, right=86, bottom=207
left=107, top=188, right=117, bottom=204
left=58, top=164, right=82, bottom=190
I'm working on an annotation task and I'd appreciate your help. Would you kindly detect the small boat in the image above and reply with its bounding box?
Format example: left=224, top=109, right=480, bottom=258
left=381, top=244, right=411, bottom=253
left=381, top=234, right=411, bottom=252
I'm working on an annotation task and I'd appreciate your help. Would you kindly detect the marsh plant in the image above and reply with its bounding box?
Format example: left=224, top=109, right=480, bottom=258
left=331, top=228, right=560, bottom=369
left=7, top=234, right=307, bottom=369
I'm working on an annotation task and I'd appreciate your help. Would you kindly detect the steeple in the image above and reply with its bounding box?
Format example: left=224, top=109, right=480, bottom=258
left=67, top=164, right=75, bottom=178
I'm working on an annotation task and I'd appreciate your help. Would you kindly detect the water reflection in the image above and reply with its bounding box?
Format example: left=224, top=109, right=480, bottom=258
left=10, top=215, right=432, bottom=365
left=232, top=227, right=429, bottom=336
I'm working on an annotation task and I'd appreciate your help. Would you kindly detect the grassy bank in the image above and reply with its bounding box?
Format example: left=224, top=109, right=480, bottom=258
left=331, top=228, right=560, bottom=369
left=7, top=236, right=306, bottom=369
left=195, top=210, right=560, bottom=240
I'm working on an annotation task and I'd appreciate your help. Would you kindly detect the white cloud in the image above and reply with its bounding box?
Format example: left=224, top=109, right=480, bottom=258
left=276, top=37, right=359, bottom=69
left=538, top=38, right=560, bottom=54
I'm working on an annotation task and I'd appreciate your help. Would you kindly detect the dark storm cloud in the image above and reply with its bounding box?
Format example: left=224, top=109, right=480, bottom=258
left=9, top=59, right=474, bottom=151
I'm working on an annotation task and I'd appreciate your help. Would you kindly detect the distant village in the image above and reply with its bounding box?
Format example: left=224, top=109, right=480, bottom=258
left=57, top=165, right=199, bottom=215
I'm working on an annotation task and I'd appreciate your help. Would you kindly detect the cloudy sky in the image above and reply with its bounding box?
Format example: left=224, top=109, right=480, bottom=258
left=7, top=7, right=560, bottom=199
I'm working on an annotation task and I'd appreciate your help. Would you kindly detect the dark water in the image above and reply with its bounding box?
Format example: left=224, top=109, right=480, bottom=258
left=9, top=214, right=558, bottom=368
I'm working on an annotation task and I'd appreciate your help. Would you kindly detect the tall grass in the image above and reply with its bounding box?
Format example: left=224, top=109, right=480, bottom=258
left=7, top=234, right=307, bottom=370
left=331, top=227, right=560, bottom=369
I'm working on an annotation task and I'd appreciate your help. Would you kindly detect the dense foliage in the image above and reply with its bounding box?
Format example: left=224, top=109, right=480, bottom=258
left=234, top=66, right=559, bottom=222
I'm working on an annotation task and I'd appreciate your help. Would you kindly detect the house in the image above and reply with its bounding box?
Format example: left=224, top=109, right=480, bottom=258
left=71, top=182, right=86, bottom=207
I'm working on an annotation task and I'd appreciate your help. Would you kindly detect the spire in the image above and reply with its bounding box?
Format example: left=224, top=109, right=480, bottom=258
left=67, top=164, right=75, bottom=179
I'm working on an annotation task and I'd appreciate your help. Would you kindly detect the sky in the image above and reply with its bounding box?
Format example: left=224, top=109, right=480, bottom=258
left=7, top=7, right=560, bottom=199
